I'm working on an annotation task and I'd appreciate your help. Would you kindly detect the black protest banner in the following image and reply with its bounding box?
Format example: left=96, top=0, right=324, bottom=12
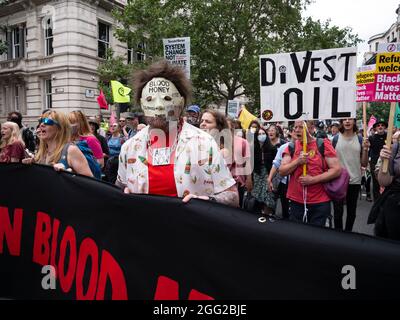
left=1, top=163, right=400, bottom=300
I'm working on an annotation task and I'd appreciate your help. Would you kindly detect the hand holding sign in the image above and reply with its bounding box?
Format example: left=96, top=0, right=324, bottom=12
left=297, top=151, right=308, bottom=166
left=299, top=175, right=315, bottom=186
left=380, top=145, right=392, bottom=160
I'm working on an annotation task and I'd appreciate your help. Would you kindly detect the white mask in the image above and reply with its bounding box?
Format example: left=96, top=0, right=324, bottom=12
left=258, top=135, right=267, bottom=143
left=236, top=131, right=244, bottom=137
left=140, top=77, right=184, bottom=121
left=250, top=128, right=257, bottom=134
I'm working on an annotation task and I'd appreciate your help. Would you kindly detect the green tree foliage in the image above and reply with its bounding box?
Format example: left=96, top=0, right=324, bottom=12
left=114, top=0, right=361, bottom=113
left=356, top=102, right=391, bottom=123
left=0, top=24, right=9, bottom=55
left=0, top=40, right=7, bottom=55
left=292, top=18, right=361, bottom=51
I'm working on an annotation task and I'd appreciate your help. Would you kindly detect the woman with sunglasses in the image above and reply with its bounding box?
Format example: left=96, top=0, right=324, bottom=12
left=0, top=121, right=26, bottom=163
left=23, top=111, right=93, bottom=177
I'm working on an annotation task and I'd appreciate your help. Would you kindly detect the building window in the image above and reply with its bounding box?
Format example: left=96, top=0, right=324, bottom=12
left=98, top=22, right=109, bottom=58
left=1, top=87, right=7, bottom=115
left=387, top=36, right=390, bottom=43
left=128, top=42, right=146, bottom=64
left=45, top=79, right=52, bottom=109
left=13, top=28, right=20, bottom=59
left=15, top=85, right=20, bottom=112
left=25, top=28, right=28, bottom=58
left=375, top=42, right=379, bottom=52
left=127, top=47, right=133, bottom=64
left=5, top=26, right=25, bottom=59
left=44, top=18, right=54, bottom=56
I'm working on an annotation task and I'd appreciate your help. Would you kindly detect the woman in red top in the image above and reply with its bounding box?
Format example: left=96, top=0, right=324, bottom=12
left=0, top=121, right=25, bottom=163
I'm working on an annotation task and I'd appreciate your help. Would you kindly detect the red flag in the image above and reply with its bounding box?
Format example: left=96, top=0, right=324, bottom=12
left=97, top=90, right=108, bottom=110
left=368, top=115, right=377, bottom=129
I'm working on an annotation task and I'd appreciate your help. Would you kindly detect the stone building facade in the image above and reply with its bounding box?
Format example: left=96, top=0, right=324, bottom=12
left=0, top=0, right=129, bottom=127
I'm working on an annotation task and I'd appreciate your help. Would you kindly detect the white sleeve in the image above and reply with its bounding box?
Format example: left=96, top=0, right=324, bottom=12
left=209, top=139, right=236, bottom=194
left=116, top=142, right=129, bottom=187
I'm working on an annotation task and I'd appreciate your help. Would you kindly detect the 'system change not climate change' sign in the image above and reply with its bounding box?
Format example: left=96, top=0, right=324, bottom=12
left=163, top=37, right=191, bottom=79
left=260, top=47, right=357, bottom=122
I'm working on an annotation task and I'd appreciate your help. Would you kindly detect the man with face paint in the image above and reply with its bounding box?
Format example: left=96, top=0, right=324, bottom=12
left=116, top=61, right=239, bottom=207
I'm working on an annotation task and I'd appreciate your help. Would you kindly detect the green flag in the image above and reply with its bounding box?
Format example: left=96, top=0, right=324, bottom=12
left=396, top=103, right=400, bottom=128
left=111, top=80, right=131, bottom=103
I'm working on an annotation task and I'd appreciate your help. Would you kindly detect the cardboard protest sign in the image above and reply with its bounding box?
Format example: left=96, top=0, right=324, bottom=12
left=375, top=44, right=400, bottom=172
left=227, top=100, right=240, bottom=118
left=163, top=37, right=191, bottom=79
left=356, top=65, right=376, bottom=102
left=259, top=47, right=357, bottom=122
left=375, top=53, right=400, bottom=102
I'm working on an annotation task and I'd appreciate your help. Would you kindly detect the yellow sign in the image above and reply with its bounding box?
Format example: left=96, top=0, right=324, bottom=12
left=376, top=53, right=400, bottom=73
left=238, top=107, right=257, bottom=130
left=356, top=71, right=375, bottom=85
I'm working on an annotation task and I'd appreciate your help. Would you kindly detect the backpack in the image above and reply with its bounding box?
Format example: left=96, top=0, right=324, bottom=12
left=288, top=138, right=350, bottom=201
left=22, top=127, right=36, bottom=153
left=59, top=141, right=102, bottom=180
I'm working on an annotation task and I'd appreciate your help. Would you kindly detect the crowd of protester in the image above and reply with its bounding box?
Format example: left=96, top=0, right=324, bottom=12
left=2, top=107, right=400, bottom=239
left=1, top=63, right=400, bottom=242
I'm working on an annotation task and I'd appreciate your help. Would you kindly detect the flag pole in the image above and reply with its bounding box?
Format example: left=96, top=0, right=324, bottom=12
left=363, top=102, right=368, bottom=140
left=303, top=121, right=307, bottom=176
left=382, top=102, right=396, bottom=173
left=116, top=103, right=120, bottom=120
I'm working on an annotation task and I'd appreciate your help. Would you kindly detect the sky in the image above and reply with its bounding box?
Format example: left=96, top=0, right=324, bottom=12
left=304, top=0, right=400, bottom=64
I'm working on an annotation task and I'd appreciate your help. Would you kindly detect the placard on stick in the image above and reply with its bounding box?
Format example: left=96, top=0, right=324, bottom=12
left=259, top=47, right=357, bottom=122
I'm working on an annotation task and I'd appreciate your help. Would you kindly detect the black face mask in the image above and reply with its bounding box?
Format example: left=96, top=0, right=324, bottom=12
left=186, top=116, right=199, bottom=126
